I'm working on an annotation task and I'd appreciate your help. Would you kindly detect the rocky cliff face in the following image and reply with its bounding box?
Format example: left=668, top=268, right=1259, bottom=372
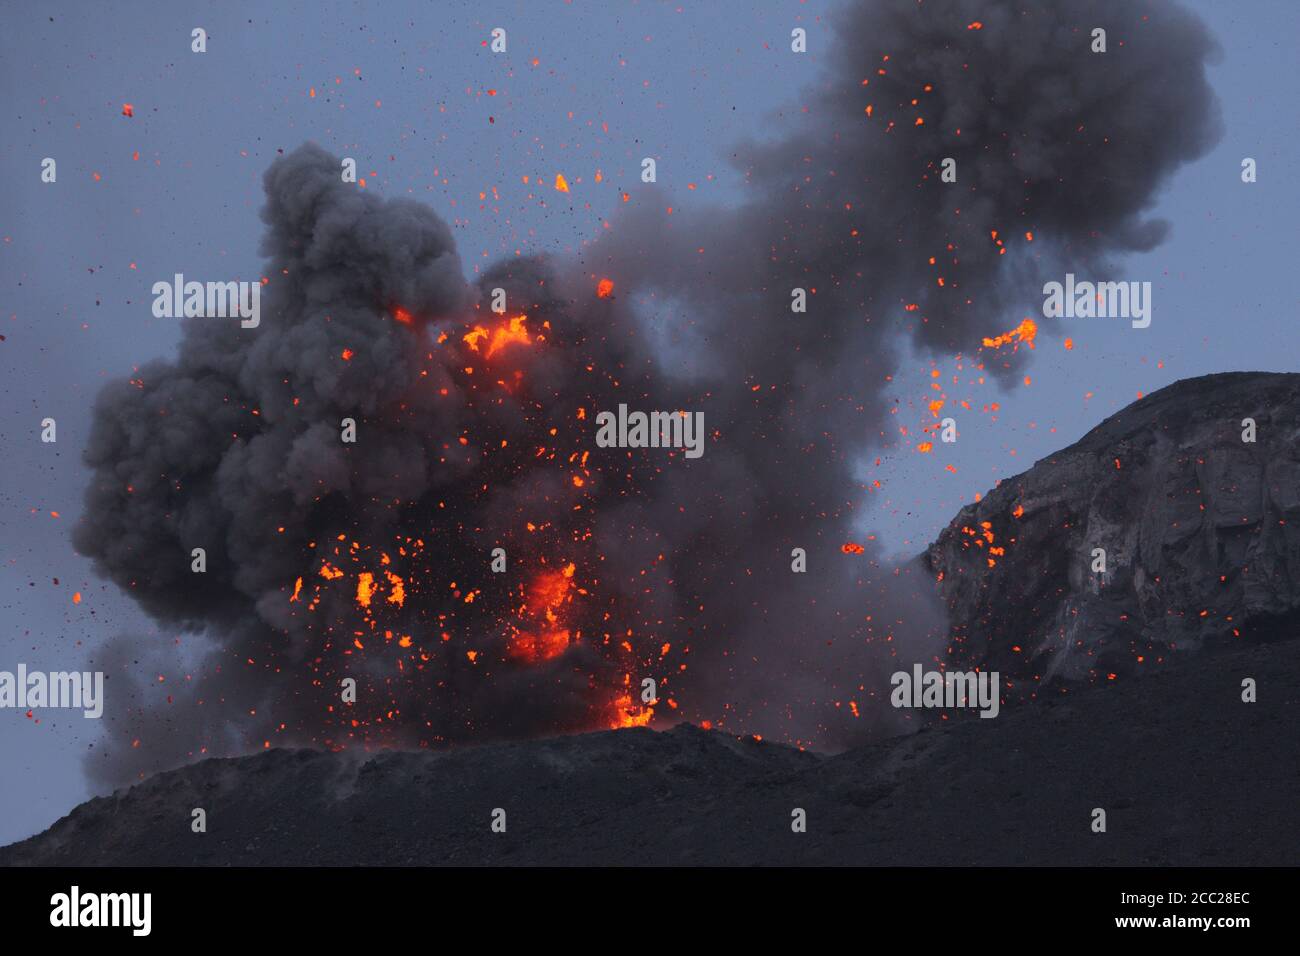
left=927, top=372, right=1300, bottom=692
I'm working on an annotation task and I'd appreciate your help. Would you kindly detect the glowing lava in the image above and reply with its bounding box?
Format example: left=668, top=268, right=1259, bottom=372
left=982, top=318, right=1038, bottom=351
left=507, top=563, right=576, bottom=664
left=463, top=315, right=532, bottom=359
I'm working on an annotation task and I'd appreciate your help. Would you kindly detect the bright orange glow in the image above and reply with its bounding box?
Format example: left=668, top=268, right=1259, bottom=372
left=608, top=694, right=654, bottom=728
left=463, top=315, right=531, bottom=359
left=982, top=318, right=1037, bottom=350
left=506, top=563, right=578, bottom=663
left=385, top=570, right=405, bottom=607
left=596, top=278, right=614, bottom=298
left=507, top=629, right=571, bottom=663
left=356, top=571, right=375, bottom=609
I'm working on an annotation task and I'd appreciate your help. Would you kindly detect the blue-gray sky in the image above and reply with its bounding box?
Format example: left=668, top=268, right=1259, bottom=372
left=1, top=0, right=1296, bottom=847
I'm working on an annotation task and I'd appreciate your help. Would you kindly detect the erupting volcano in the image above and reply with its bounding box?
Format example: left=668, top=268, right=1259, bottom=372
left=71, top=143, right=703, bottom=783
left=71, top=0, right=1221, bottom=788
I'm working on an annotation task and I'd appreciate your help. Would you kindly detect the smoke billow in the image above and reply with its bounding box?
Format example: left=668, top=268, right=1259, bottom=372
left=76, top=0, right=1220, bottom=784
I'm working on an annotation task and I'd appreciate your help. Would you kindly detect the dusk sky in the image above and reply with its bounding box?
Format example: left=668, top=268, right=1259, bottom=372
left=2, top=0, right=1296, bottom=847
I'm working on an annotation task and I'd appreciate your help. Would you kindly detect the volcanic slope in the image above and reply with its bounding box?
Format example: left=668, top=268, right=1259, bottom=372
left=1, top=632, right=1294, bottom=866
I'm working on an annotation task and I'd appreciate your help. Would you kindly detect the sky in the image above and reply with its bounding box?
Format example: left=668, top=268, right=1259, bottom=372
left=1, top=0, right=1296, bottom=847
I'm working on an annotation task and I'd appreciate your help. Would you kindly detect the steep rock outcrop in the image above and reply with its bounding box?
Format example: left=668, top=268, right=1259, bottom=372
left=927, top=372, right=1300, bottom=689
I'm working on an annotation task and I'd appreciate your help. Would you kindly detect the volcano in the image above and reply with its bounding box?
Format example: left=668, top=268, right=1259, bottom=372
left=8, top=374, right=1299, bottom=866
left=68, top=0, right=1229, bottom=786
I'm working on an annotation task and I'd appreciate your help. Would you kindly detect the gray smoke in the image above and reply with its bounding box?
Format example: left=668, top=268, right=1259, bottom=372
left=76, top=0, right=1221, bottom=785
left=571, top=0, right=1220, bottom=739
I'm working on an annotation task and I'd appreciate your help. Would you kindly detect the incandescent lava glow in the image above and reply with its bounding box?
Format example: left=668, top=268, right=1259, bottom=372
left=608, top=693, right=654, bottom=729
left=596, top=278, right=614, bottom=298
left=255, top=256, right=668, bottom=754
left=463, top=314, right=533, bottom=358
left=506, top=563, right=577, bottom=664
left=982, top=318, right=1038, bottom=351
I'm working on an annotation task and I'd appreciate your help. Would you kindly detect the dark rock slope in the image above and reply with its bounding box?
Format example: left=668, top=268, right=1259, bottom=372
left=1, top=637, right=1295, bottom=865
left=928, top=372, right=1300, bottom=689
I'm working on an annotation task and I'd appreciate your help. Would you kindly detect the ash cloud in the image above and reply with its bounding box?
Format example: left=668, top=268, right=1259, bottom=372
left=574, top=0, right=1220, bottom=741
left=76, top=0, right=1220, bottom=785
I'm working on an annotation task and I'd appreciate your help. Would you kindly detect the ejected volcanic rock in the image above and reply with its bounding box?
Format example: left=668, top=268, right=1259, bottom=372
left=928, top=372, right=1300, bottom=687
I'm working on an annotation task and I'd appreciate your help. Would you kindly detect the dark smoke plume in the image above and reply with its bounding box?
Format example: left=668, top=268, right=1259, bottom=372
left=76, top=0, right=1220, bottom=785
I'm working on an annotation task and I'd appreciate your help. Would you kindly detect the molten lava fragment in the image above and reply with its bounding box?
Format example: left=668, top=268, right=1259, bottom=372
left=507, top=563, right=578, bottom=664
left=608, top=694, right=654, bottom=729
left=982, top=318, right=1037, bottom=350
left=463, top=315, right=531, bottom=359
left=356, top=572, right=376, bottom=608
